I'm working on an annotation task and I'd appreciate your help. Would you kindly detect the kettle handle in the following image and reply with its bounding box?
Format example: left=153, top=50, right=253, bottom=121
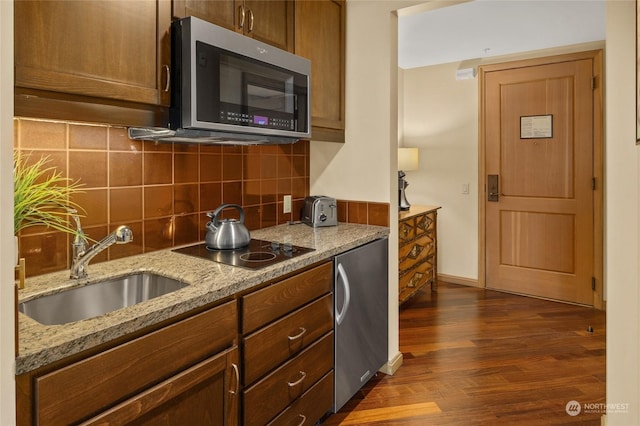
left=207, top=204, right=245, bottom=226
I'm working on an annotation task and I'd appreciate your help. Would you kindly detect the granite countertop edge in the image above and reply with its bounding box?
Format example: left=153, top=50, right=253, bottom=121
left=16, top=223, right=389, bottom=375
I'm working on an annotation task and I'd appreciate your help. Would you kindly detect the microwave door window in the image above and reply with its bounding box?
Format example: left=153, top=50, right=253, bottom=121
left=195, top=41, right=222, bottom=124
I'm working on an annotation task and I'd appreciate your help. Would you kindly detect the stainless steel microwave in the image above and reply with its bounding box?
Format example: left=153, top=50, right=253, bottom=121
left=129, top=16, right=311, bottom=145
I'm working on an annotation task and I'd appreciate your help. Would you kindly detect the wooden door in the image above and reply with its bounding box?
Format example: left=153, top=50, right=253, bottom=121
left=481, top=54, right=597, bottom=305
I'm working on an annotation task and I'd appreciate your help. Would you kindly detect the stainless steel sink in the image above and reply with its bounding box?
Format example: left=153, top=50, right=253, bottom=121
left=19, top=272, right=188, bottom=325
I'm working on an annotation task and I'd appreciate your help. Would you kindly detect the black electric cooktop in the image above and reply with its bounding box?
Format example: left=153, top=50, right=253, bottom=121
left=172, top=239, right=315, bottom=270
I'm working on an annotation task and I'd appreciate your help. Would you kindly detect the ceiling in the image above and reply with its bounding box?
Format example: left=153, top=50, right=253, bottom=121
left=398, top=0, right=606, bottom=69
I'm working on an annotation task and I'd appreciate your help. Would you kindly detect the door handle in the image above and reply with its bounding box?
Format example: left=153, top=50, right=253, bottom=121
left=336, top=263, right=351, bottom=325
left=488, top=174, right=500, bottom=202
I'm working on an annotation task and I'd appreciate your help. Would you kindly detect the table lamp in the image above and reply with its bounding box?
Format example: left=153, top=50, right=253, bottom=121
left=398, top=147, right=419, bottom=211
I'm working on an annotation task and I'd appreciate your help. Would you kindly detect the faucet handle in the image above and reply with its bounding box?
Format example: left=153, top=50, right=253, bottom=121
left=114, top=225, right=133, bottom=244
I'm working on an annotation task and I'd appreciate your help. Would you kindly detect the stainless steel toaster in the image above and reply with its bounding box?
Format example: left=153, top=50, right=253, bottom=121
left=302, top=196, right=338, bottom=227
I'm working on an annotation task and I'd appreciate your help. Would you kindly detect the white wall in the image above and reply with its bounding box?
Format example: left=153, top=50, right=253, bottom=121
left=1, top=1, right=16, bottom=425
left=310, top=0, right=421, bottom=370
left=402, top=62, right=479, bottom=280
left=605, top=0, right=640, bottom=423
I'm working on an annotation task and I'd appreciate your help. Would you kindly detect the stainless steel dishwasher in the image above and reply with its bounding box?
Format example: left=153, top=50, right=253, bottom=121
left=334, top=237, right=389, bottom=411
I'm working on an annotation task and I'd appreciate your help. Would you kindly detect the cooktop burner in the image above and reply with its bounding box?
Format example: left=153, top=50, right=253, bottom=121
left=172, top=239, right=315, bottom=270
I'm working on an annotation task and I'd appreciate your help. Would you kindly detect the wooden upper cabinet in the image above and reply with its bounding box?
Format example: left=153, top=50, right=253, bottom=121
left=14, top=0, right=171, bottom=106
left=173, top=0, right=294, bottom=52
left=295, top=0, right=346, bottom=143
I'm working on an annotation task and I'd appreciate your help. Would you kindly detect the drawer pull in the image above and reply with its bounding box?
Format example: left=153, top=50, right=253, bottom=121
left=288, top=327, right=306, bottom=342
left=295, top=414, right=307, bottom=426
left=287, top=370, right=307, bottom=388
left=229, top=363, right=239, bottom=395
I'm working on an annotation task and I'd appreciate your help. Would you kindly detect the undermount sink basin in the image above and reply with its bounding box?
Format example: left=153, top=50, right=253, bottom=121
left=19, top=272, right=188, bottom=325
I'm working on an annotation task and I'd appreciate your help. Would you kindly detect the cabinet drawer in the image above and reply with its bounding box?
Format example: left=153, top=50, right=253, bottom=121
left=267, top=371, right=334, bottom=426
left=243, top=332, right=334, bottom=425
left=243, top=294, right=333, bottom=385
left=35, top=301, right=237, bottom=426
left=242, top=262, right=332, bottom=334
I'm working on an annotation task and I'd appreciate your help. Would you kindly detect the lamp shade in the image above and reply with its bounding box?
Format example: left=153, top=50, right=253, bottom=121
left=398, top=147, right=419, bottom=171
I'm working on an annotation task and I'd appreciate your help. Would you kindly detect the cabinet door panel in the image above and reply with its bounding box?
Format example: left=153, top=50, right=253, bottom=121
left=35, top=301, right=237, bottom=425
left=15, top=0, right=170, bottom=105
left=82, top=347, right=239, bottom=426
left=244, top=0, right=294, bottom=52
left=173, top=0, right=237, bottom=31
left=295, top=0, right=346, bottom=142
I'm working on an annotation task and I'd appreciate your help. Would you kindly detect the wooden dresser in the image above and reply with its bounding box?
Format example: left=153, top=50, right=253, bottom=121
left=398, top=205, right=441, bottom=304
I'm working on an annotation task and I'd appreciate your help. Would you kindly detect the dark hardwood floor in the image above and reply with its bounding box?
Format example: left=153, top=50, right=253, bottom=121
left=325, top=282, right=606, bottom=425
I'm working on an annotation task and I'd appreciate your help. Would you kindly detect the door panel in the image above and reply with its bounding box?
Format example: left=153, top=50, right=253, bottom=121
left=483, top=57, right=594, bottom=305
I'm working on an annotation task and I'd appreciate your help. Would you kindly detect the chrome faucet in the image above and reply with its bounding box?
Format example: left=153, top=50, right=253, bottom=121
left=69, top=211, right=133, bottom=279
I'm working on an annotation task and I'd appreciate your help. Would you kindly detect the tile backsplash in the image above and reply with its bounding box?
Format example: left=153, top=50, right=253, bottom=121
left=14, top=117, right=389, bottom=277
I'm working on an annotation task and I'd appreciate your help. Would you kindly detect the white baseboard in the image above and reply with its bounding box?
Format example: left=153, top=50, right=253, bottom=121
left=438, top=273, right=481, bottom=288
left=379, top=351, right=403, bottom=375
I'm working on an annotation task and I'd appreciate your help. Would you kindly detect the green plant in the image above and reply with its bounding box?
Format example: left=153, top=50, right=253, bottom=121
left=13, top=150, right=84, bottom=235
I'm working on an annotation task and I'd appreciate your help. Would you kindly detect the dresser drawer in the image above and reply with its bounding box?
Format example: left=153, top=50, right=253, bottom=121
left=243, top=332, right=334, bottom=425
left=414, top=211, right=436, bottom=237
left=243, top=294, right=334, bottom=385
left=399, top=218, right=416, bottom=243
left=267, top=371, right=334, bottom=426
left=242, top=262, right=333, bottom=334
left=34, top=301, right=237, bottom=426
left=399, top=257, right=435, bottom=301
left=399, top=234, right=435, bottom=273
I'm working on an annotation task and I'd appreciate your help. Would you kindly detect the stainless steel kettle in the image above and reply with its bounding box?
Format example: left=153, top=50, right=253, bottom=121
left=205, top=204, right=251, bottom=250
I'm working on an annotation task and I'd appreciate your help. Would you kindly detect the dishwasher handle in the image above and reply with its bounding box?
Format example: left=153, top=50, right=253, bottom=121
left=336, top=263, right=351, bottom=325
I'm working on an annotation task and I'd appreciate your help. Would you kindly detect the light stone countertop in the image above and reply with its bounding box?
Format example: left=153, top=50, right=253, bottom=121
left=16, top=222, right=389, bottom=375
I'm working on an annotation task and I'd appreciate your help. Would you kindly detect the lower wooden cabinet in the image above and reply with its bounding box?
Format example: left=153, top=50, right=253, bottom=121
left=17, top=301, right=238, bottom=426
left=17, top=261, right=338, bottom=425
left=267, top=371, right=334, bottom=426
left=243, top=333, right=333, bottom=425
left=241, top=261, right=334, bottom=425
left=399, top=205, right=441, bottom=304
left=82, top=347, right=239, bottom=426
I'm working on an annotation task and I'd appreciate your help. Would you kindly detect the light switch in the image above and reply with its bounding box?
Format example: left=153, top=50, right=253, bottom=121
left=461, top=183, right=470, bottom=194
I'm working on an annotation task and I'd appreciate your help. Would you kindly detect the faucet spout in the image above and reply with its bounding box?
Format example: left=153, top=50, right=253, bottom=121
left=70, top=225, right=133, bottom=279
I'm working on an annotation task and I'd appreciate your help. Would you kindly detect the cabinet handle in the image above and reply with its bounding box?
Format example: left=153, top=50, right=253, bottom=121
left=239, top=5, right=245, bottom=29
left=287, top=370, right=307, bottom=388
left=229, top=363, right=239, bottom=395
left=162, top=65, right=170, bottom=93
left=247, top=9, right=254, bottom=33
left=287, top=327, right=306, bottom=342
left=295, top=414, right=307, bottom=426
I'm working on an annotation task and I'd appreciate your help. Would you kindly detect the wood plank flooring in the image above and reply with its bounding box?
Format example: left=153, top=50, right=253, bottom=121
left=325, top=283, right=606, bottom=425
